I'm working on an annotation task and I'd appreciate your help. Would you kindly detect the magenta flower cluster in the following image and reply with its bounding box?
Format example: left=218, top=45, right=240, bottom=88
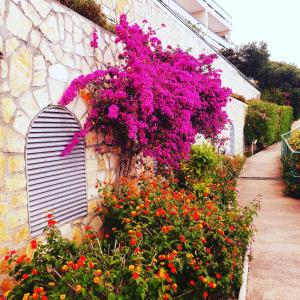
left=60, top=15, right=231, bottom=169
left=90, top=29, right=99, bottom=48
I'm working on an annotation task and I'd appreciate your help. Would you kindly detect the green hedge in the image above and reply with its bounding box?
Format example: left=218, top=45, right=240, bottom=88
left=245, top=100, right=293, bottom=150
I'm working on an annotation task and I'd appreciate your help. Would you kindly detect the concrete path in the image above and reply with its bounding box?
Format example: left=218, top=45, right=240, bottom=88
left=238, top=143, right=300, bottom=300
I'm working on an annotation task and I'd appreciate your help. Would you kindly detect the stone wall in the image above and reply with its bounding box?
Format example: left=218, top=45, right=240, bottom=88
left=0, top=0, right=258, bottom=290
left=0, top=0, right=120, bottom=290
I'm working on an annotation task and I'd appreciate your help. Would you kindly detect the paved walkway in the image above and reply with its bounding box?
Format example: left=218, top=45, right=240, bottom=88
left=238, top=143, right=300, bottom=300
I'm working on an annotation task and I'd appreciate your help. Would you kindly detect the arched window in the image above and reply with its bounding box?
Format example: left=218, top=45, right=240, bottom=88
left=26, top=106, right=87, bottom=235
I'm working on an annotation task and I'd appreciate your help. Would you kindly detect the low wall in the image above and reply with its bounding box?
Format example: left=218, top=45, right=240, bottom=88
left=0, top=0, right=120, bottom=290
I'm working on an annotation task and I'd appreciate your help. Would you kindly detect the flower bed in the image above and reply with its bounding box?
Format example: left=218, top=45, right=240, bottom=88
left=5, top=170, right=258, bottom=300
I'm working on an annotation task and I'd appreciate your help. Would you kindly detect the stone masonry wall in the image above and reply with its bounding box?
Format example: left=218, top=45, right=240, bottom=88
left=0, top=0, right=120, bottom=290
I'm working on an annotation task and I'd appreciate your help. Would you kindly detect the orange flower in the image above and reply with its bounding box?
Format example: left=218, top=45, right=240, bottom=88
left=163, top=294, right=169, bottom=299
left=32, top=293, right=39, bottom=299
left=93, top=277, right=100, bottom=284
left=89, top=262, right=95, bottom=269
left=75, top=285, right=82, bottom=293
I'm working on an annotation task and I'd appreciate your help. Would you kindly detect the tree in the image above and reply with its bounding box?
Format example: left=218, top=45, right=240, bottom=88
left=60, top=15, right=231, bottom=178
left=220, top=41, right=270, bottom=83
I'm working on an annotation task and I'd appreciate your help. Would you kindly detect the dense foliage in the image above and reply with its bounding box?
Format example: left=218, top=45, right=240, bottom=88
left=221, top=42, right=300, bottom=118
left=179, top=144, right=245, bottom=207
left=6, top=172, right=258, bottom=300
left=60, top=15, right=231, bottom=176
left=58, top=0, right=116, bottom=33
left=244, top=100, right=293, bottom=151
left=282, top=130, right=300, bottom=197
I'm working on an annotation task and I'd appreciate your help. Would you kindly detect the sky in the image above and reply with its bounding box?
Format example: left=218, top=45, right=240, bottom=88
left=217, top=0, right=300, bottom=67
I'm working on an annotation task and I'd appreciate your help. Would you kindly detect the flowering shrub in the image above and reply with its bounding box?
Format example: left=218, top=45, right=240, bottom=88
left=60, top=15, right=231, bottom=176
left=6, top=175, right=257, bottom=300
left=179, top=144, right=245, bottom=207
left=282, top=130, right=300, bottom=197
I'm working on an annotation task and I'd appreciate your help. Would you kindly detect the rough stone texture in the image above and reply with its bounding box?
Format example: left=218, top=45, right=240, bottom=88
left=40, top=15, right=60, bottom=43
left=6, top=2, right=32, bottom=41
left=1, top=98, right=16, bottom=123
left=5, top=37, right=19, bottom=57
left=33, top=87, right=50, bottom=109
left=9, top=46, right=32, bottom=97
left=18, top=91, right=40, bottom=119
left=29, top=0, right=52, bottom=19
left=20, top=0, right=42, bottom=27
left=13, top=109, right=30, bottom=136
left=49, top=64, right=68, bottom=82
left=238, top=143, right=300, bottom=299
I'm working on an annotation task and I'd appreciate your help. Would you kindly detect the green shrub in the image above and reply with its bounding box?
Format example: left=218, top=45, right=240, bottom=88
left=244, top=100, right=293, bottom=150
left=6, top=175, right=258, bottom=300
left=180, top=144, right=245, bottom=207
left=58, top=0, right=116, bottom=33
left=282, top=130, right=300, bottom=197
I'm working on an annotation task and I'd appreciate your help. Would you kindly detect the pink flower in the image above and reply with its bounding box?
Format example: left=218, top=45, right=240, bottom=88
left=107, top=104, right=119, bottom=119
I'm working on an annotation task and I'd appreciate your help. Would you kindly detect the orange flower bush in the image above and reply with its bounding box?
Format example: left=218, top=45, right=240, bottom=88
left=6, top=174, right=257, bottom=299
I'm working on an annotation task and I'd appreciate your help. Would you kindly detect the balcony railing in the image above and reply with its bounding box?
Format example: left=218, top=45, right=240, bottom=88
left=204, top=0, right=232, bottom=25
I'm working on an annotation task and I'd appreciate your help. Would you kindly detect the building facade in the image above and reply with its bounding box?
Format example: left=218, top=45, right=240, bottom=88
left=0, top=0, right=259, bottom=290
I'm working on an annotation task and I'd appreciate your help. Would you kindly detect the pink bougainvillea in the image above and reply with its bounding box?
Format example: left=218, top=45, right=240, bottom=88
left=60, top=14, right=231, bottom=173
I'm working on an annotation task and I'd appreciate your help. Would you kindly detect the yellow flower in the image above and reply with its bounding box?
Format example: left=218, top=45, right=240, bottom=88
left=61, top=265, right=68, bottom=272
left=60, top=295, right=66, bottom=299
left=4, top=290, right=10, bottom=297
left=186, top=253, right=194, bottom=259
left=75, top=284, right=82, bottom=293
left=136, top=206, right=140, bottom=210
left=136, top=266, right=142, bottom=272
left=128, top=265, right=135, bottom=271
left=48, top=282, right=55, bottom=287
left=94, top=269, right=102, bottom=276
left=22, top=293, right=30, bottom=300
left=158, top=268, right=165, bottom=279
left=93, top=276, right=100, bottom=284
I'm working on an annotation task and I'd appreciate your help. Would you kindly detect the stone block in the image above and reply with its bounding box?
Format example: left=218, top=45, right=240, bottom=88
left=5, top=38, right=19, bottom=57
left=8, top=155, right=25, bottom=173
left=20, top=0, right=42, bottom=26
left=40, top=15, right=60, bottom=43
left=10, top=190, right=27, bottom=208
left=0, top=0, right=6, bottom=16
left=48, top=78, right=65, bottom=105
left=13, top=109, right=30, bottom=136
left=40, top=38, right=56, bottom=64
left=0, top=220, right=9, bottom=242
left=10, top=46, right=32, bottom=97
left=61, top=53, right=75, bottom=68
left=33, top=55, right=46, bottom=70
left=13, top=226, right=29, bottom=243
left=32, top=70, right=47, bottom=87
left=33, top=87, right=50, bottom=109
left=29, top=0, right=52, bottom=18
left=49, top=64, right=68, bottom=82
left=65, top=15, right=73, bottom=33
left=73, top=98, right=87, bottom=120
left=30, top=30, right=41, bottom=48
left=7, top=207, right=28, bottom=228
left=0, top=203, right=8, bottom=216
left=58, top=14, right=65, bottom=41
left=1, top=60, right=8, bottom=78
left=6, top=128, right=25, bottom=153
left=18, top=91, right=40, bottom=119
left=86, top=159, right=98, bottom=173
left=51, top=44, right=64, bottom=61
left=0, top=152, right=5, bottom=181
left=6, top=2, right=32, bottom=41
left=5, top=173, right=26, bottom=192
left=1, top=98, right=16, bottom=123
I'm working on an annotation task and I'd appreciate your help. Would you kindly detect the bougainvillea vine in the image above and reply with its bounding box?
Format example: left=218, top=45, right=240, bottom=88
left=60, top=14, right=231, bottom=176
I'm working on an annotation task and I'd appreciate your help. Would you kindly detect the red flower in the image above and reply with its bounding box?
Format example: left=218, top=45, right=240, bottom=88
left=203, top=291, right=209, bottom=299
left=130, top=238, right=137, bottom=246
left=179, top=235, right=186, bottom=243
left=47, top=219, right=57, bottom=227
left=189, top=280, right=196, bottom=286
left=177, top=244, right=183, bottom=251
left=216, top=273, right=222, bottom=279
left=30, top=239, right=38, bottom=249
left=143, top=210, right=150, bottom=215
left=85, top=225, right=92, bottom=231
left=16, top=255, right=27, bottom=264
left=89, top=262, right=95, bottom=269
left=32, top=268, right=38, bottom=275
left=136, top=232, right=142, bottom=238
left=4, top=255, right=10, bottom=261
left=10, top=250, right=16, bottom=255
left=22, top=273, right=29, bottom=280
left=134, top=247, right=140, bottom=253
left=132, top=272, right=139, bottom=279
left=170, top=268, right=177, bottom=274
left=41, top=296, right=48, bottom=300
left=163, top=294, right=169, bottom=299
left=47, top=214, right=53, bottom=219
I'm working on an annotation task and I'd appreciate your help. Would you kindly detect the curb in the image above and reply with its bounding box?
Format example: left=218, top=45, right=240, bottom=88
left=238, top=244, right=251, bottom=300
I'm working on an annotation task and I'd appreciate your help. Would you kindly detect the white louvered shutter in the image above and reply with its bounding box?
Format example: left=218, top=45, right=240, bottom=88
left=26, top=106, right=87, bottom=236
